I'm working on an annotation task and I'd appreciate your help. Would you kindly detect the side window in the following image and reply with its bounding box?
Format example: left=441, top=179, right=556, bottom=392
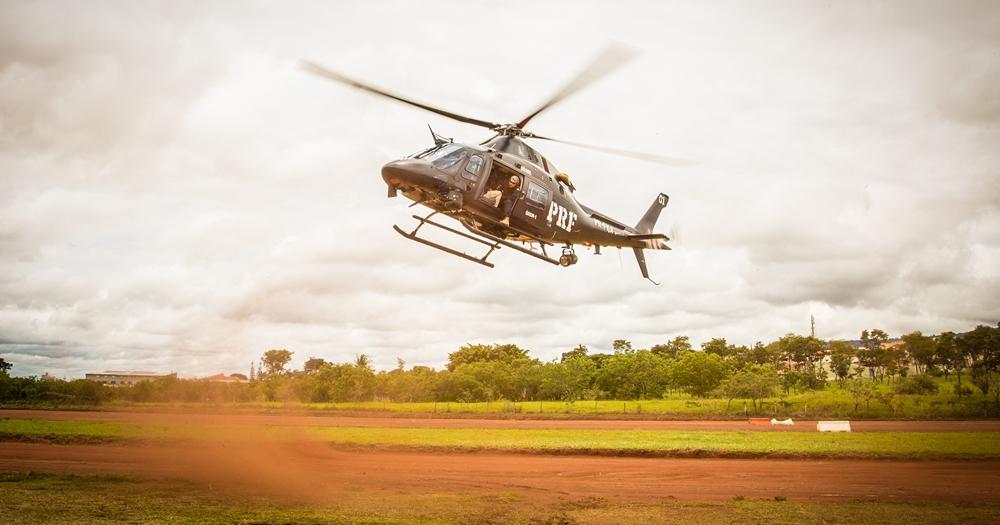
left=517, top=143, right=538, bottom=164
left=526, top=181, right=549, bottom=207
left=463, top=155, right=483, bottom=181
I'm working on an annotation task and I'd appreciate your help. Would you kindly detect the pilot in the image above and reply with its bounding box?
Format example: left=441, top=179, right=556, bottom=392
left=484, top=175, right=521, bottom=225
left=496, top=175, right=520, bottom=226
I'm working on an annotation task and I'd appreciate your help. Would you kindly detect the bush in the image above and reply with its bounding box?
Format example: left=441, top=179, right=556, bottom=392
left=894, top=375, right=939, bottom=395
left=781, top=369, right=826, bottom=393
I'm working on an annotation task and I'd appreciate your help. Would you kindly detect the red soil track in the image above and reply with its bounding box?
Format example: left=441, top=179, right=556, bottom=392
left=1, top=441, right=999, bottom=503
left=3, top=410, right=1000, bottom=503
left=4, top=408, right=1000, bottom=432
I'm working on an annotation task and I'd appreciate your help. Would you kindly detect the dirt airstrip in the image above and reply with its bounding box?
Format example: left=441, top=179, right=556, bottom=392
left=2, top=442, right=999, bottom=504
left=2, top=409, right=999, bottom=504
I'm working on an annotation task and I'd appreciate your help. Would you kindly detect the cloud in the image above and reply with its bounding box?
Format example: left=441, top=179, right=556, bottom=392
left=1, top=1, right=998, bottom=378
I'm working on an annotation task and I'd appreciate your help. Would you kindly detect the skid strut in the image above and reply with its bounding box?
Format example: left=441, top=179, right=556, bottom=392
left=393, top=212, right=499, bottom=268
left=464, top=224, right=560, bottom=266
left=392, top=212, right=561, bottom=268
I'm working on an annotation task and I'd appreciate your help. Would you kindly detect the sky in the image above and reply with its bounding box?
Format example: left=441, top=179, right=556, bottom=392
left=1, top=0, right=998, bottom=378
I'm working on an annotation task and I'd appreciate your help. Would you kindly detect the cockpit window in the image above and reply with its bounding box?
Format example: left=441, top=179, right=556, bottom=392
left=526, top=181, right=549, bottom=207
left=409, top=145, right=439, bottom=159
left=425, top=144, right=466, bottom=170
left=463, top=155, right=483, bottom=180
left=422, top=144, right=459, bottom=160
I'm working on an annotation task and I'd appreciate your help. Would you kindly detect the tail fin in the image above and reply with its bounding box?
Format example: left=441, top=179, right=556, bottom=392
left=633, top=247, right=659, bottom=285
left=633, top=193, right=669, bottom=285
left=635, top=193, right=669, bottom=234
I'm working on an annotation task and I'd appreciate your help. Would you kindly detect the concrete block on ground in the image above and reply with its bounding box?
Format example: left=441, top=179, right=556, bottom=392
left=817, top=420, right=851, bottom=432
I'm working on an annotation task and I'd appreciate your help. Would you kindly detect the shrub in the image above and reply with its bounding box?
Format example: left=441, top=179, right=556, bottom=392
left=894, top=375, right=939, bottom=395
left=955, top=384, right=974, bottom=396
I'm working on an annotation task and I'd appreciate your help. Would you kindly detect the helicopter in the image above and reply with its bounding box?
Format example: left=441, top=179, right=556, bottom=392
left=301, top=45, right=684, bottom=284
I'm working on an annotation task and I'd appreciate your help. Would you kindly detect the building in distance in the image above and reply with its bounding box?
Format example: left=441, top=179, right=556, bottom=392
left=85, top=371, right=177, bottom=387
left=202, top=373, right=249, bottom=384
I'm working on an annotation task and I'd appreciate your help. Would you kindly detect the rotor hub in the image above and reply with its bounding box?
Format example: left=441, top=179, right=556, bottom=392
left=493, top=124, right=527, bottom=137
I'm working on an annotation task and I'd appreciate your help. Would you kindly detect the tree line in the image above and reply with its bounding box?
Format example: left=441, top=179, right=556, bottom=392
left=0, top=324, right=997, bottom=408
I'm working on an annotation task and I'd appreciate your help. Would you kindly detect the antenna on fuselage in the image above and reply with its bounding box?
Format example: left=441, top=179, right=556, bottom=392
left=427, top=124, right=451, bottom=146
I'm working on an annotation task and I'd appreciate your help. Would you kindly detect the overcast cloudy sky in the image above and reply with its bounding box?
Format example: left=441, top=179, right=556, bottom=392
left=2, top=1, right=998, bottom=378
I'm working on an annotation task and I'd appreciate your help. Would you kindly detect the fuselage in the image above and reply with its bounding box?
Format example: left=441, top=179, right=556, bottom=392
left=381, top=137, right=665, bottom=250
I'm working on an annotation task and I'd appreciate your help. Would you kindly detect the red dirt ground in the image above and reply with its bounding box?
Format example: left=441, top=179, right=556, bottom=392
left=2, top=410, right=1000, bottom=503
left=4, top=408, right=1000, bottom=432
left=1, top=441, right=998, bottom=503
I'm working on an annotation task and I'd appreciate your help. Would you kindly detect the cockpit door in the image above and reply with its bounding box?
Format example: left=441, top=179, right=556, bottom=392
left=460, top=152, right=490, bottom=198
left=513, top=177, right=552, bottom=231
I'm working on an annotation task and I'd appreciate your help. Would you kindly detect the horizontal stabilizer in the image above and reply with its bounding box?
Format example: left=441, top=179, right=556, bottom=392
left=626, top=233, right=670, bottom=241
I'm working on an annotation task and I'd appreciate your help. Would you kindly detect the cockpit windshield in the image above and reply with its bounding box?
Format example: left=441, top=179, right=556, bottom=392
left=424, top=144, right=466, bottom=170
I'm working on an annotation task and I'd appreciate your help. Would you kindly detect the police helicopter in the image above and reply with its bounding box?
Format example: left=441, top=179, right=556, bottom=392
left=301, top=45, right=684, bottom=283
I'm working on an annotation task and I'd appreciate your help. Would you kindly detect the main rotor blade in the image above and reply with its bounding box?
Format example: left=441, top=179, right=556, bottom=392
left=300, top=60, right=499, bottom=130
left=516, top=43, right=638, bottom=129
left=530, top=134, right=693, bottom=166
left=478, top=133, right=501, bottom=146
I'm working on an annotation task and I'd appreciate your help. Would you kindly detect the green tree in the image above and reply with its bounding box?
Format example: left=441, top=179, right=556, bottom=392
left=380, top=365, right=439, bottom=402
left=651, top=336, right=692, bottom=359
left=959, top=324, right=1000, bottom=396
left=510, top=359, right=545, bottom=401
left=901, top=332, right=935, bottom=375
left=461, top=361, right=515, bottom=401
left=746, top=341, right=780, bottom=367
left=728, top=344, right=754, bottom=371
left=768, top=334, right=825, bottom=372
left=436, top=368, right=485, bottom=402
left=847, top=378, right=877, bottom=411
left=858, top=329, right=888, bottom=381
left=595, top=353, right=629, bottom=398
left=670, top=352, right=728, bottom=397
left=828, top=340, right=855, bottom=386
left=313, top=362, right=376, bottom=402
left=701, top=338, right=736, bottom=360
left=0, top=357, right=11, bottom=374
left=261, top=349, right=293, bottom=377
left=612, top=339, right=633, bottom=354
left=718, top=364, right=779, bottom=412
left=560, top=345, right=589, bottom=363
left=540, top=356, right=596, bottom=401
left=881, top=343, right=908, bottom=382
left=603, top=350, right=670, bottom=400
left=447, top=344, right=529, bottom=371
left=303, top=357, right=327, bottom=373
left=935, top=332, right=964, bottom=393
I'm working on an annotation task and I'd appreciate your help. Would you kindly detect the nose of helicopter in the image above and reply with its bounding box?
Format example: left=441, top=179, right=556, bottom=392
left=381, top=159, right=446, bottom=191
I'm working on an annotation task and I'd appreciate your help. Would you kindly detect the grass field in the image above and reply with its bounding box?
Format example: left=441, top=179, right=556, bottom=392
left=28, top=379, right=982, bottom=420
left=289, top=384, right=996, bottom=419
left=6, top=377, right=996, bottom=421
left=2, top=418, right=998, bottom=459
left=1, top=472, right=998, bottom=525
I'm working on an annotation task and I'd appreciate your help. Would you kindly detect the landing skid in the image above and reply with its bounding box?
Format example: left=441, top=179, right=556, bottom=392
left=392, top=212, right=561, bottom=268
